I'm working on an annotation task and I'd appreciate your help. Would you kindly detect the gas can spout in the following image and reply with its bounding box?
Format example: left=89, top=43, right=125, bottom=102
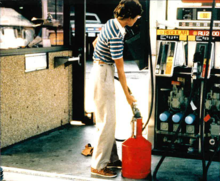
left=131, top=117, right=144, bottom=138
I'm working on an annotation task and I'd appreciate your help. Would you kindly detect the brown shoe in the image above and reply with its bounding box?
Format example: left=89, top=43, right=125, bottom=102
left=91, top=167, right=117, bottom=178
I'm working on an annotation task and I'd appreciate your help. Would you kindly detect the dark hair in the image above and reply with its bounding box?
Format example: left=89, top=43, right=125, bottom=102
left=113, top=0, right=143, bottom=20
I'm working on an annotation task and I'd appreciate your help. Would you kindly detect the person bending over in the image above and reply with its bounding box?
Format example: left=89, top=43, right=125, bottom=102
left=91, top=0, right=143, bottom=178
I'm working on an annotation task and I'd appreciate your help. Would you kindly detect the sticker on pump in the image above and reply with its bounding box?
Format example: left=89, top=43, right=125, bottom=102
left=190, top=101, right=197, bottom=111
left=198, top=12, right=211, bottom=20
left=201, top=58, right=211, bottom=78
left=165, top=57, right=174, bottom=75
left=204, top=114, right=211, bottom=122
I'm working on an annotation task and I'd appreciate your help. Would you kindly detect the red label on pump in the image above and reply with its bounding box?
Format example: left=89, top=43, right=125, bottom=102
left=201, top=59, right=211, bottom=78
left=189, top=30, right=220, bottom=37
left=204, top=114, right=211, bottom=122
left=171, top=81, right=181, bottom=86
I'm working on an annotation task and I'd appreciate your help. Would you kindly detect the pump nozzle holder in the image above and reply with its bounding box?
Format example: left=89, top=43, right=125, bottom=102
left=185, top=114, right=196, bottom=124
left=159, top=111, right=171, bottom=122
left=172, top=112, right=183, bottom=123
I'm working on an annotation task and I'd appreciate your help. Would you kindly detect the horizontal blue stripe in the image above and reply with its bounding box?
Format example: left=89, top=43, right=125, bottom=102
left=110, top=48, right=124, bottom=53
left=95, top=50, right=111, bottom=58
left=98, top=50, right=111, bottom=57
left=98, top=41, right=108, bottom=49
left=109, top=43, right=123, bottom=46
left=110, top=47, right=124, bottom=51
left=94, top=54, right=113, bottom=62
left=111, top=51, right=123, bottom=55
left=109, top=38, right=122, bottom=42
left=112, top=55, right=123, bottom=60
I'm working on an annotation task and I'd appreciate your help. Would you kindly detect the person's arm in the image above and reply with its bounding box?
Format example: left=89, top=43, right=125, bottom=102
left=114, top=58, right=136, bottom=105
left=92, top=37, right=98, bottom=48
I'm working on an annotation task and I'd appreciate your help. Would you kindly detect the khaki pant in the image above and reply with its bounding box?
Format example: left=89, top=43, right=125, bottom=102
left=91, top=62, right=119, bottom=170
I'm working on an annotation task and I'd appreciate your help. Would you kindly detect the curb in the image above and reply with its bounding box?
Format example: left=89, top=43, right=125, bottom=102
left=2, top=167, right=107, bottom=181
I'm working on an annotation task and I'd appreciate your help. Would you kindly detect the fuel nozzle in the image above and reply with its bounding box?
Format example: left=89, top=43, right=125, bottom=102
left=131, top=102, right=141, bottom=118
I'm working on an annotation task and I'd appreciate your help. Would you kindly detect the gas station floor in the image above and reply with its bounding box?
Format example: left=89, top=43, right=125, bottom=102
left=1, top=125, right=220, bottom=181
left=1, top=61, right=220, bottom=181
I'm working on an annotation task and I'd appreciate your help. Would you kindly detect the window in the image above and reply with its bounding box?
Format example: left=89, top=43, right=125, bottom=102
left=47, top=0, right=64, bottom=45
left=86, top=15, right=98, bottom=21
left=0, top=0, right=64, bottom=50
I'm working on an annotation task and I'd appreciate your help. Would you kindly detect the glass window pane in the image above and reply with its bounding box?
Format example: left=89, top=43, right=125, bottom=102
left=86, top=15, right=97, bottom=21
left=47, top=0, right=64, bottom=46
left=0, top=0, right=64, bottom=49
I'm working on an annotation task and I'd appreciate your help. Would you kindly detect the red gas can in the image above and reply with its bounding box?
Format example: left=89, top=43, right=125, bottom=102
left=122, top=118, right=152, bottom=179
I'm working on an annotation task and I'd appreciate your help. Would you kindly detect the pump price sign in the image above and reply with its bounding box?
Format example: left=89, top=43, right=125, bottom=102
left=157, top=30, right=189, bottom=41
left=189, top=30, right=220, bottom=37
left=189, top=30, right=220, bottom=41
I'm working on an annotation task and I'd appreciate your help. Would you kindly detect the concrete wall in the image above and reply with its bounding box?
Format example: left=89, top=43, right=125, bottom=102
left=0, top=51, right=72, bottom=148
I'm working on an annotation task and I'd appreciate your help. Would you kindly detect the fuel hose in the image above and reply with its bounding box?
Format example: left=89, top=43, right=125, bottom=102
left=142, top=32, right=154, bottom=131
left=114, top=30, right=154, bottom=131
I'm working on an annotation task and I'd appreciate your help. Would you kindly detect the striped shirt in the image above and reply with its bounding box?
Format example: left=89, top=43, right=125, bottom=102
left=93, top=19, right=124, bottom=63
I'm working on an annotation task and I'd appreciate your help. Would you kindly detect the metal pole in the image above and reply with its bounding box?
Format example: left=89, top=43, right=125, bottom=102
left=55, top=0, right=57, bottom=45
left=72, top=0, right=87, bottom=123
left=199, top=80, right=205, bottom=154
left=63, top=0, right=71, bottom=46
left=199, top=1, right=216, bottom=180
left=165, top=0, right=168, bottom=29
left=42, top=0, right=48, bottom=39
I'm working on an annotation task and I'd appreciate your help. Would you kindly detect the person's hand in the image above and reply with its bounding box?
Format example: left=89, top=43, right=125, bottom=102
left=126, top=94, right=137, bottom=106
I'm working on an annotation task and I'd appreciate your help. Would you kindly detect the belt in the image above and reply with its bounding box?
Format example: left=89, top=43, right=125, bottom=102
left=94, top=60, right=114, bottom=65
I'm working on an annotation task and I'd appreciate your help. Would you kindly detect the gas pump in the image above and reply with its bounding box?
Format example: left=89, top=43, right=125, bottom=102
left=151, top=2, right=220, bottom=180
left=153, top=3, right=220, bottom=161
